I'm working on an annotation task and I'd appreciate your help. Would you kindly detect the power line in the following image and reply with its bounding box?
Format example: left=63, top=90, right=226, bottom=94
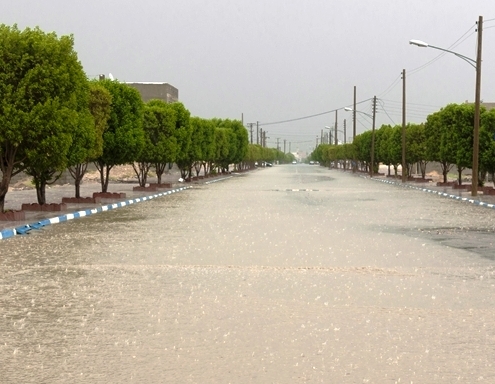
left=378, top=75, right=401, bottom=98
left=259, top=98, right=372, bottom=126
left=409, top=23, right=476, bottom=76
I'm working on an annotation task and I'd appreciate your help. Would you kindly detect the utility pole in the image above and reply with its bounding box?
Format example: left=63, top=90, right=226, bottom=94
left=370, top=96, right=377, bottom=177
left=402, top=69, right=407, bottom=183
left=353, top=86, right=356, bottom=140
left=289, top=142, right=291, bottom=153
left=256, top=121, right=259, bottom=145
left=246, top=123, right=255, bottom=144
left=343, top=119, right=346, bottom=144
left=284, top=139, right=286, bottom=153
left=472, top=15, right=483, bottom=196
left=334, top=111, right=338, bottom=146
left=352, top=86, right=357, bottom=172
left=241, top=113, right=244, bottom=126
left=276, top=138, right=280, bottom=151
left=334, top=111, right=338, bottom=168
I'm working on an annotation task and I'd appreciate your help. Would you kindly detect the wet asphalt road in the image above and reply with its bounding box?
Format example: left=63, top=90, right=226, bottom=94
left=1, top=164, right=495, bottom=383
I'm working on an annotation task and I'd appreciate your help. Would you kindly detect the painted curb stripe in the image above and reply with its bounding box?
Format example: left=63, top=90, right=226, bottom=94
left=205, top=176, right=233, bottom=185
left=0, top=186, right=191, bottom=240
left=370, top=176, right=495, bottom=210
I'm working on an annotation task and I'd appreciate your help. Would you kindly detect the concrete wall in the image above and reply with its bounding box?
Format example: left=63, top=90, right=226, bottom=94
left=126, top=82, right=179, bottom=103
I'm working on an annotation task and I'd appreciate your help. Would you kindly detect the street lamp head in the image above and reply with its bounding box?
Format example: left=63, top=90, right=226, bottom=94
left=409, top=39, right=429, bottom=48
left=344, top=107, right=353, bottom=112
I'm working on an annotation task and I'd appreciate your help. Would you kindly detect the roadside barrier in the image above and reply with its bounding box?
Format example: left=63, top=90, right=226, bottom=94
left=372, top=177, right=495, bottom=209
left=0, top=186, right=192, bottom=240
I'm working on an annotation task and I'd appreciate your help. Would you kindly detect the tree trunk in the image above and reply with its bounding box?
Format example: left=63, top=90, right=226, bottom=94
left=0, top=169, right=13, bottom=213
left=408, top=163, right=414, bottom=178
left=68, top=163, right=88, bottom=198
left=420, top=161, right=427, bottom=179
left=194, top=162, right=201, bottom=177
left=155, top=162, right=167, bottom=184
left=95, top=161, right=113, bottom=193
left=458, top=167, right=463, bottom=185
left=34, top=178, right=47, bottom=205
left=132, top=162, right=150, bottom=187
left=441, top=162, right=448, bottom=183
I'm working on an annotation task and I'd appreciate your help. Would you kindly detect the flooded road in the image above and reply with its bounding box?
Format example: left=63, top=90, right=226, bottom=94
left=2, top=165, right=495, bottom=383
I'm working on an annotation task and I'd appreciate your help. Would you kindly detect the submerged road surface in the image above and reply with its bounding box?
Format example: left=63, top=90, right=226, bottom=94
left=2, top=164, right=495, bottom=383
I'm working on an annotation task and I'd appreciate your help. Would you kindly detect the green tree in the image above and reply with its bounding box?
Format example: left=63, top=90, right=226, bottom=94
left=480, top=108, right=495, bottom=183
left=406, top=123, right=427, bottom=178
left=353, top=130, right=372, bottom=172
left=440, top=104, right=475, bottom=184
left=213, top=127, right=230, bottom=173
left=95, top=80, right=145, bottom=192
left=134, top=99, right=177, bottom=186
left=211, top=119, right=248, bottom=171
left=0, top=25, right=91, bottom=207
left=68, top=81, right=112, bottom=198
left=424, top=108, right=455, bottom=183
left=171, top=103, right=192, bottom=179
left=201, top=119, right=217, bottom=176
left=190, top=117, right=207, bottom=178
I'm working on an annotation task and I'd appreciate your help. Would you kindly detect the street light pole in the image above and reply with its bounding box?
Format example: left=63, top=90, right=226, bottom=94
left=353, top=86, right=357, bottom=172
left=353, top=86, right=357, bottom=140
left=473, top=15, right=483, bottom=196
left=371, top=96, right=376, bottom=177
left=402, top=69, right=407, bottom=183
left=409, top=15, right=483, bottom=196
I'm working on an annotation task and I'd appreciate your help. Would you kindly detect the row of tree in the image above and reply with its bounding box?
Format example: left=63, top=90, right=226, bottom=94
left=0, top=24, right=294, bottom=212
left=310, top=103, right=495, bottom=185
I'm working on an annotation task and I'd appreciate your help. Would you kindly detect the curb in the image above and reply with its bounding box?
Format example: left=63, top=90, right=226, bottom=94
left=370, top=176, right=495, bottom=209
left=204, top=176, right=233, bottom=185
left=0, top=186, right=192, bottom=241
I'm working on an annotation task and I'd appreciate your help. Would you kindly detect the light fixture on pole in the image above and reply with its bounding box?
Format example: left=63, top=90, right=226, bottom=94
left=409, top=15, right=483, bottom=196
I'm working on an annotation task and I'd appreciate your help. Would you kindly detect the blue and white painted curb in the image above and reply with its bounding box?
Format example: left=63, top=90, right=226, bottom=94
left=0, top=186, right=192, bottom=241
left=205, top=176, right=233, bottom=185
left=371, top=177, right=495, bottom=210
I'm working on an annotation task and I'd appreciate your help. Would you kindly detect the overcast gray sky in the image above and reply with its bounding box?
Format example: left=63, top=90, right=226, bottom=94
left=4, top=0, right=495, bottom=153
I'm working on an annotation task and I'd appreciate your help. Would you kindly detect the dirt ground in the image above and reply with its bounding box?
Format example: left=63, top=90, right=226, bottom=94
left=7, top=165, right=173, bottom=192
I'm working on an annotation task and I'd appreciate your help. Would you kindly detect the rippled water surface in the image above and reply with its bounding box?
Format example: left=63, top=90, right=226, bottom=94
left=2, top=166, right=495, bottom=383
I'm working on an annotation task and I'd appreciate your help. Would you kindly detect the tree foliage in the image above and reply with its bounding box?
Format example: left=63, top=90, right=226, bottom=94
left=0, top=24, right=90, bottom=206
left=133, top=99, right=177, bottom=186
left=95, top=79, right=145, bottom=192
left=68, top=81, right=112, bottom=197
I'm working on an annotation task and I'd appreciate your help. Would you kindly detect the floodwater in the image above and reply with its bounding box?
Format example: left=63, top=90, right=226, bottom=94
left=1, top=165, right=495, bottom=383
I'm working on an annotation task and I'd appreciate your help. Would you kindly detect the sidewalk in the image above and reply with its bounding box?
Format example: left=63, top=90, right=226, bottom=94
left=0, top=170, right=238, bottom=235
left=353, top=166, right=495, bottom=207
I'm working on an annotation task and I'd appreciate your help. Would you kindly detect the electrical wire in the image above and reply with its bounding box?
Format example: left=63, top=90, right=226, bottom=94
left=409, top=23, right=476, bottom=76
left=377, top=100, right=397, bottom=125
left=378, top=75, right=402, bottom=99
left=258, top=98, right=372, bottom=126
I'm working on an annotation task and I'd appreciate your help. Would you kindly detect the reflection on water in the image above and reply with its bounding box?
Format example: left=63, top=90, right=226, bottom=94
left=2, top=168, right=495, bottom=382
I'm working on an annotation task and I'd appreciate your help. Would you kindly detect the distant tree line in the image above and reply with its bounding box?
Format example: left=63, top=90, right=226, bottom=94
left=310, top=103, right=495, bottom=186
left=0, top=24, right=293, bottom=211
